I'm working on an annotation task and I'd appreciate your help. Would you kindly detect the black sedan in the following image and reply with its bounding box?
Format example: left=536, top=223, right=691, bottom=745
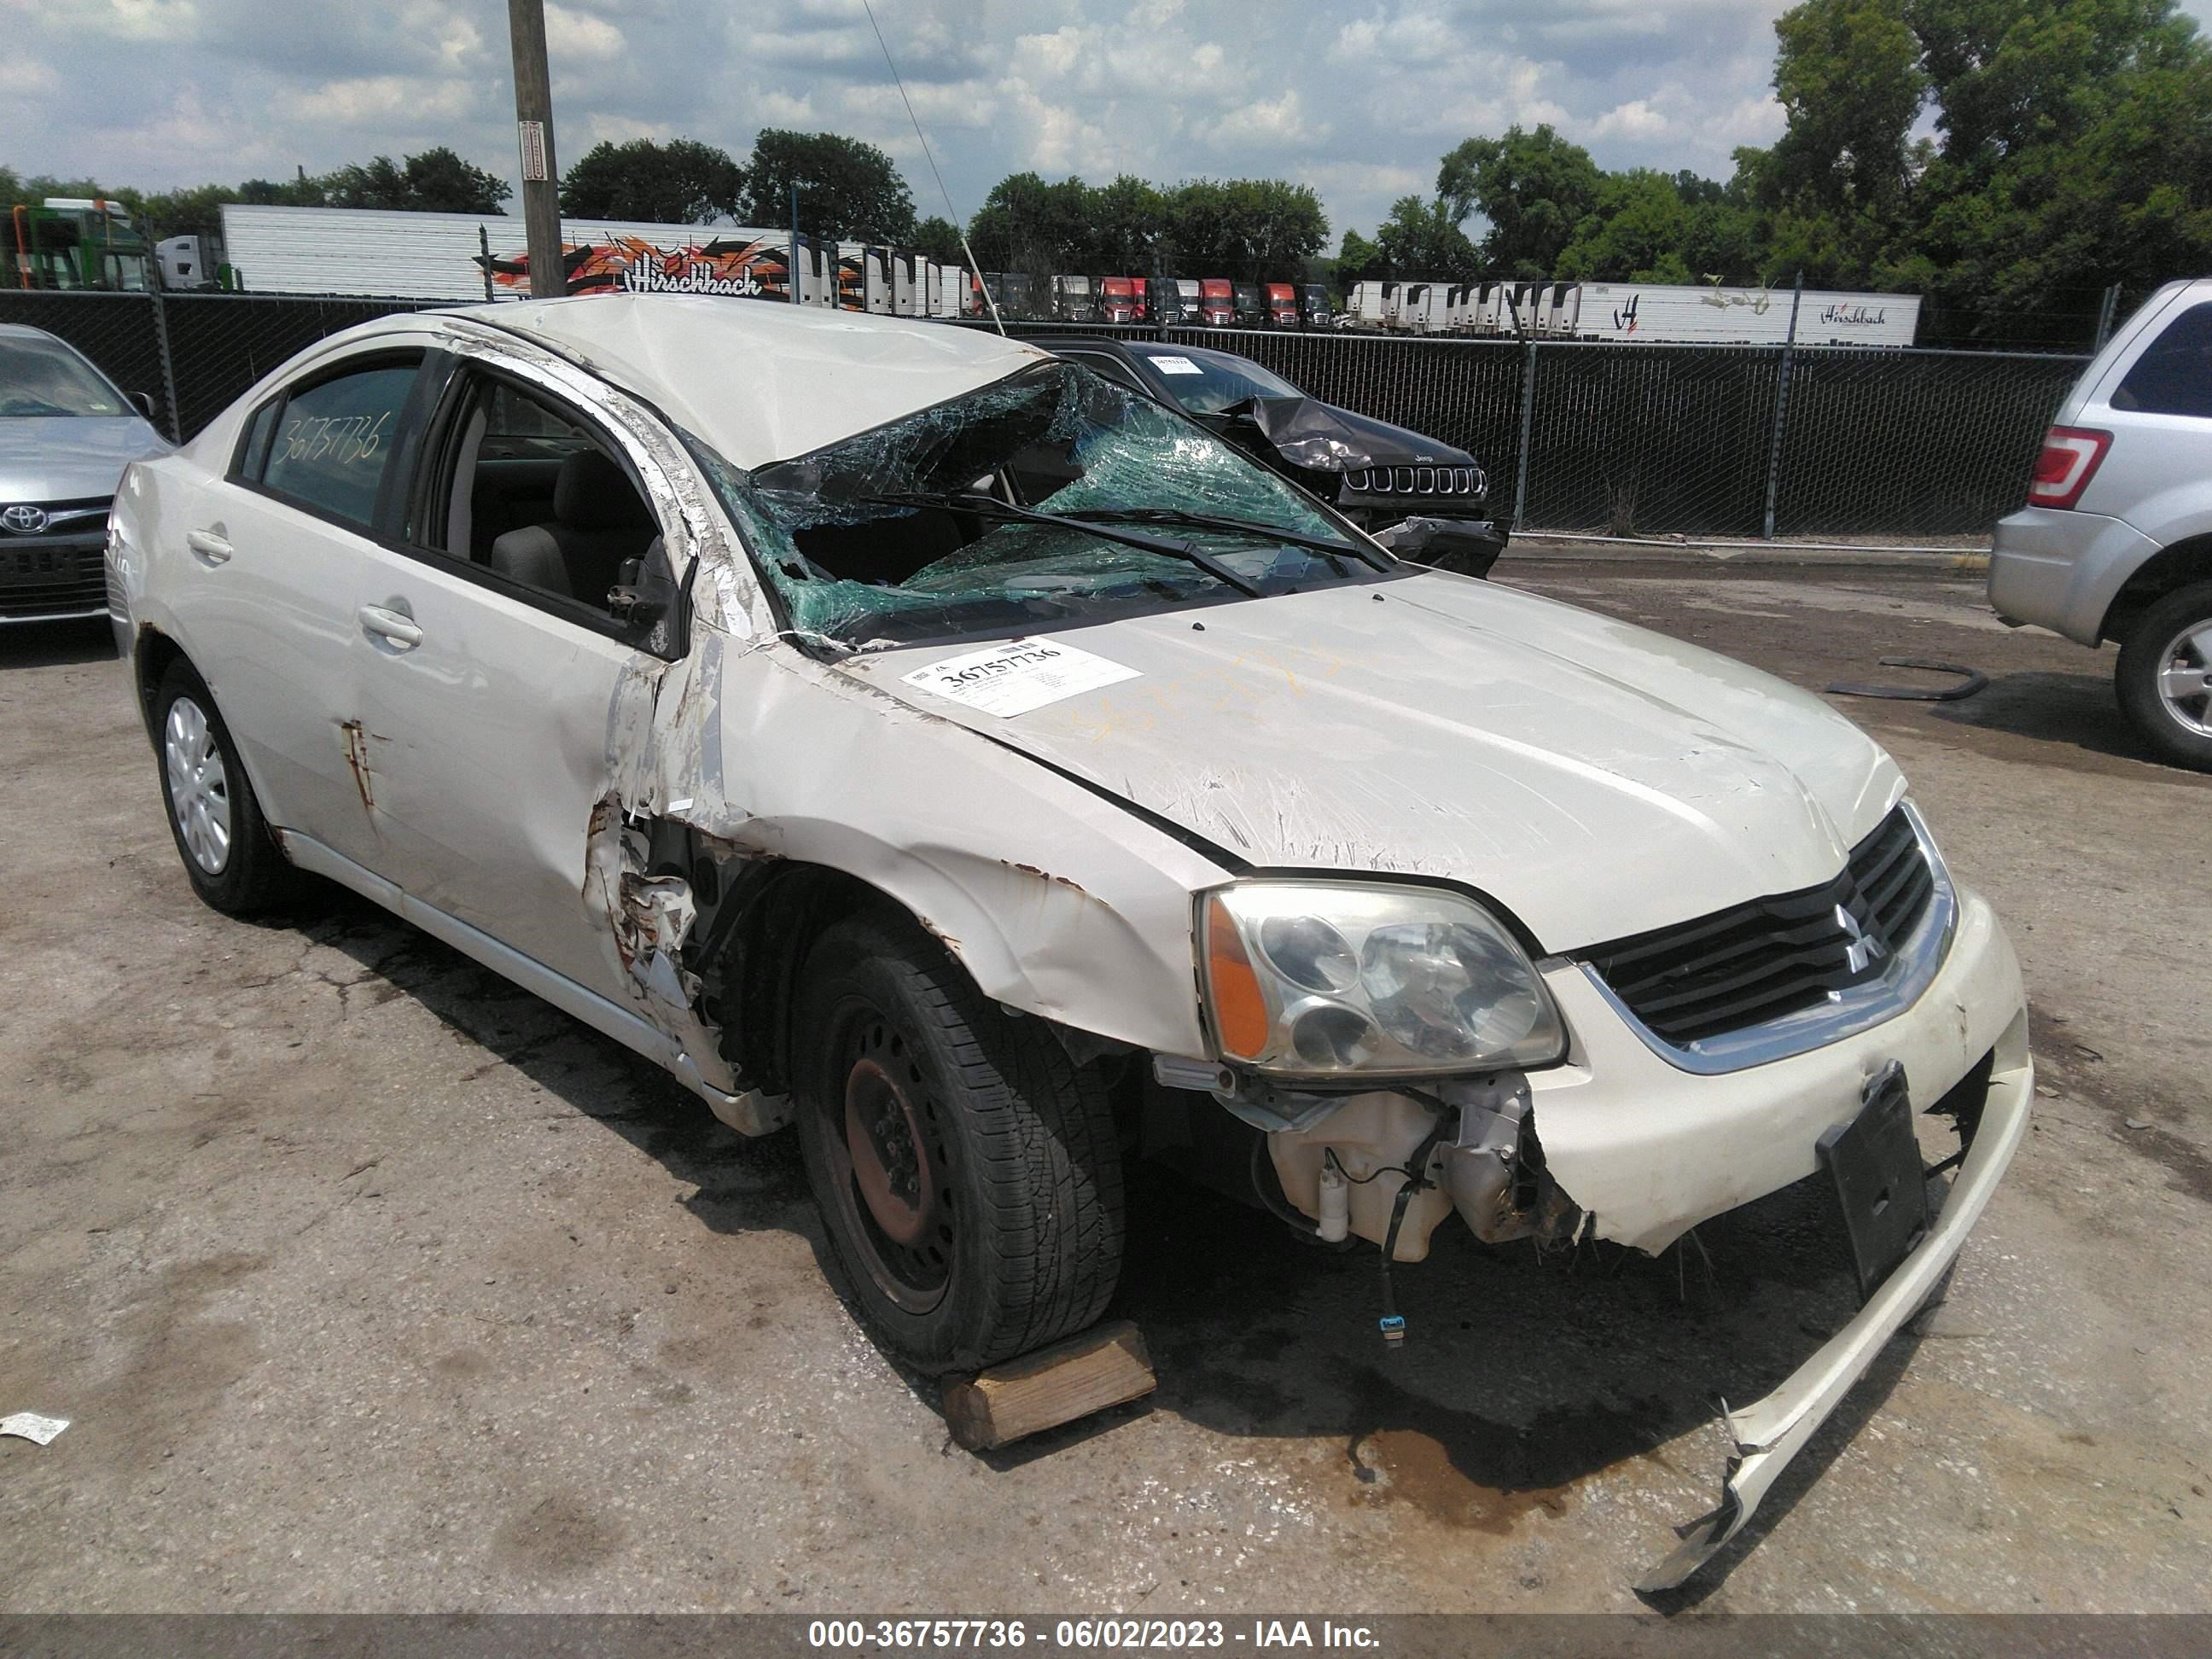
left=1031, top=335, right=1508, bottom=575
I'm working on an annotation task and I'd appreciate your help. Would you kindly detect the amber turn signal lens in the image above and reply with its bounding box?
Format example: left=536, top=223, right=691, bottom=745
left=1205, top=894, right=1271, bottom=1060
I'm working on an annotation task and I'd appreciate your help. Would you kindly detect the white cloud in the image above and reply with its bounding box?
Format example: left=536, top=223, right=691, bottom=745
left=282, top=75, right=475, bottom=125
left=545, top=3, right=626, bottom=61
left=64, top=0, right=201, bottom=42
left=581, top=112, right=676, bottom=147
left=3, top=0, right=1961, bottom=247
left=1591, top=98, right=1670, bottom=142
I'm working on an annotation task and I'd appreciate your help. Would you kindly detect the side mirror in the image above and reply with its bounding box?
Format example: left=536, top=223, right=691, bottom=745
left=608, top=547, right=684, bottom=655
left=129, top=392, right=158, bottom=422
left=1369, top=515, right=1509, bottom=580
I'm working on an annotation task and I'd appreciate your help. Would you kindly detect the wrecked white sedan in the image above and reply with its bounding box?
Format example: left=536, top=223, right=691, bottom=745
left=109, top=296, right=2030, bottom=1586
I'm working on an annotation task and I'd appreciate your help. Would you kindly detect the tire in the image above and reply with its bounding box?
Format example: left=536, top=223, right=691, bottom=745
left=153, top=661, right=297, bottom=914
left=2116, top=580, right=2212, bottom=771
left=793, top=912, right=1125, bottom=1374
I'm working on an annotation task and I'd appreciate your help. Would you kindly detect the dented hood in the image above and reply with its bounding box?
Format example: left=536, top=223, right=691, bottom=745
left=838, top=574, right=1902, bottom=952
left=1200, top=395, right=1476, bottom=474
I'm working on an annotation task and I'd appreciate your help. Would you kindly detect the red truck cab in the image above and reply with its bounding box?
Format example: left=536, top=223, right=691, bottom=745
left=1199, top=277, right=1234, bottom=326
left=1100, top=276, right=1137, bottom=323
left=1265, top=282, right=1297, bottom=328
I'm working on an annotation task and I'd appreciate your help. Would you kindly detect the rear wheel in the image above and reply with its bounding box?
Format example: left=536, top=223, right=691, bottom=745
left=794, top=914, right=1124, bottom=1374
left=154, top=661, right=295, bottom=913
left=2116, top=581, right=2212, bottom=771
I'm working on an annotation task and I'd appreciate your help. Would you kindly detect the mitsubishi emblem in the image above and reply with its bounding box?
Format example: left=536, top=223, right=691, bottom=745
left=1835, top=904, right=1885, bottom=974
left=2, top=504, right=49, bottom=535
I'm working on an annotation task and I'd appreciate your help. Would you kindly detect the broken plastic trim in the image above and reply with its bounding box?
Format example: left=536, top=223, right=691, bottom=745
left=1825, top=658, right=1988, bottom=701
left=1635, top=1053, right=2033, bottom=1592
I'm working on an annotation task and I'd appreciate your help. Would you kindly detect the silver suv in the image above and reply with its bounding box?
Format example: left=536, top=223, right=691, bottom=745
left=1988, top=277, right=2212, bottom=769
left=0, top=323, right=171, bottom=626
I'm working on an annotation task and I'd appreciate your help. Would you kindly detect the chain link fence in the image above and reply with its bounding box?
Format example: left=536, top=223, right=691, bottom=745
left=5, top=292, right=2084, bottom=541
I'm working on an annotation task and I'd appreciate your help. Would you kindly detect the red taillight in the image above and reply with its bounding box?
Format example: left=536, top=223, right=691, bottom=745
left=2027, top=425, right=2112, bottom=509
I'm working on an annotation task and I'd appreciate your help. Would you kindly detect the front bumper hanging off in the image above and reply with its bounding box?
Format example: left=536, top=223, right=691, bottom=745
left=1635, top=1046, right=2034, bottom=1592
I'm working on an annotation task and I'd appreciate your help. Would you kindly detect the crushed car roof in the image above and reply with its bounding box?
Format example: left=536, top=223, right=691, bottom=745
left=445, top=294, right=1052, bottom=470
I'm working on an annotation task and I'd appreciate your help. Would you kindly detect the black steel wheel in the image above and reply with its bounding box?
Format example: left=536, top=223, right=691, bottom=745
left=794, top=912, right=1125, bottom=1374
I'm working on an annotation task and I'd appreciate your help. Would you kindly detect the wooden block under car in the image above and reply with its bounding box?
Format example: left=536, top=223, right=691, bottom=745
left=942, top=1320, right=1157, bottom=1451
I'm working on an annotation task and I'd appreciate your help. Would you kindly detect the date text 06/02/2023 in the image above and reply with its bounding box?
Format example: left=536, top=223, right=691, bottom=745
left=806, top=1620, right=1382, bottom=1650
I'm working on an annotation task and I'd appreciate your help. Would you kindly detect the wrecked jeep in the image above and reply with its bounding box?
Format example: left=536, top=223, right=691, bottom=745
left=112, top=295, right=2031, bottom=1586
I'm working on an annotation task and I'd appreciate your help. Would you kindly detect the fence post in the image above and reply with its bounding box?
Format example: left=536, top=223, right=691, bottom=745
left=2093, top=283, right=2120, bottom=350
left=1511, top=335, right=1538, bottom=530
left=147, top=289, right=183, bottom=443
left=1761, top=271, right=1804, bottom=540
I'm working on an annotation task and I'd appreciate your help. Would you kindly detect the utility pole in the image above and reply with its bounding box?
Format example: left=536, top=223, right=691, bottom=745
left=506, top=0, right=564, bottom=299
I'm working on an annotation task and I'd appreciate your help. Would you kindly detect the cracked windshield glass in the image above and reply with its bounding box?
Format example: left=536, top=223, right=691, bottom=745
left=693, top=359, right=1390, bottom=647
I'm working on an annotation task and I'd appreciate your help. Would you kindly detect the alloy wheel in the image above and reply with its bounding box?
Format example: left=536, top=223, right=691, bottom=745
left=2154, top=620, right=2212, bottom=739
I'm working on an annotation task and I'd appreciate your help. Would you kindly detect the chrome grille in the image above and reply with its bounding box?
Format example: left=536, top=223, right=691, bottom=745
left=1583, top=807, right=1937, bottom=1047
left=1342, top=465, right=1485, bottom=497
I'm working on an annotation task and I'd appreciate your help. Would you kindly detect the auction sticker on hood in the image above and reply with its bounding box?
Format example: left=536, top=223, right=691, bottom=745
left=901, top=638, right=1140, bottom=718
left=1149, top=355, right=1205, bottom=375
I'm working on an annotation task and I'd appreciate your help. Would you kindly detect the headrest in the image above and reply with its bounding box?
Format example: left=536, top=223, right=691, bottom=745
left=555, top=448, right=656, bottom=532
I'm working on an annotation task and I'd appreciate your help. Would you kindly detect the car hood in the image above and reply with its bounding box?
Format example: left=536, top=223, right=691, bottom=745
left=837, top=574, right=1902, bottom=951
left=0, top=416, right=172, bottom=502
left=1198, top=395, right=1476, bottom=474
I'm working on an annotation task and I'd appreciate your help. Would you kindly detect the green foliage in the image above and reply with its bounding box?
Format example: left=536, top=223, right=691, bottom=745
left=1313, top=0, right=2212, bottom=342
left=323, top=148, right=509, bottom=213
left=740, top=130, right=914, bottom=242
left=912, top=215, right=966, bottom=264
left=965, top=172, right=1324, bottom=280
left=1438, top=125, right=1604, bottom=279
left=560, top=138, right=745, bottom=223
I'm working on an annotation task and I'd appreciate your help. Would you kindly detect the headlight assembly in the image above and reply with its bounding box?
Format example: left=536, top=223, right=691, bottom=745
left=1199, top=881, right=1566, bottom=1078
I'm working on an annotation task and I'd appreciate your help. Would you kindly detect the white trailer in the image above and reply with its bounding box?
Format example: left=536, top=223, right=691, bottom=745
left=1575, top=281, right=1921, bottom=346
left=218, top=203, right=806, bottom=300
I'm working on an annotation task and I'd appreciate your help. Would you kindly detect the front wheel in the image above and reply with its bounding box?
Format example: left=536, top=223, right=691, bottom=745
left=794, top=914, right=1125, bottom=1374
left=2116, top=581, right=2212, bottom=771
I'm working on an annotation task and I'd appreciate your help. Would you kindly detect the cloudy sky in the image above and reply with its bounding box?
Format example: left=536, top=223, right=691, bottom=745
left=9, top=0, right=2210, bottom=245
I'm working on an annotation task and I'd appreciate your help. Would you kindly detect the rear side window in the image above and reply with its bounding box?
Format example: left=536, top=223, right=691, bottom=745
left=2112, top=302, right=2212, bottom=418
left=261, top=362, right=422, bottom=529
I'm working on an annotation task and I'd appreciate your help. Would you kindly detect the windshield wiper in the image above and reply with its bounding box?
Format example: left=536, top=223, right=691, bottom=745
left=1053, top=507, right=1393, bottom=572
left=857, top=491, right=1264, bottom=597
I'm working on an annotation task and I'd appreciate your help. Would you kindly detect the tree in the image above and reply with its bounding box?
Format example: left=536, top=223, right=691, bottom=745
left=1336, top=228, right=1382, bottom=286
left=560, top=138, right=744, bottom=223
left=1162, top=178, right=1327, bottom=277
left=1436, top=125, right=1604, bottom=279
left=740, top=130, right=914, bottom=242
left=966, top=171, right=1093, bottom=288
left=1557, top=171, right=1693, bottom=282
left=1767, top=0, right=1926, bottom=225
left=1368, top=195, right=1480, bottom=280
left=912, top=215, right=965, bottom=264
left=322, top=148, right=509, bottom=213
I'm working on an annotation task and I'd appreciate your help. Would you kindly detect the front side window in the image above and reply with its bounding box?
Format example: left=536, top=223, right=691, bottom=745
left=261, top=361, right=421, bottom=530
left=0, top=335, right=130, bottom=418
left=2113, top=302, right=2212, bottom=418
left=693, top=359, right=1389, bottom=649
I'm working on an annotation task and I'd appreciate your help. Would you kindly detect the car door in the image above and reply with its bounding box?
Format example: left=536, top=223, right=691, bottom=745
left=342, top=352, right=682, bottom=1004
left=160, top=346, right=436, bottom=873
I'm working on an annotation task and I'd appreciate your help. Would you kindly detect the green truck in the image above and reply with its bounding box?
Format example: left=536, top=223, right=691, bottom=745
left=8, top=198, right=154, bottom=291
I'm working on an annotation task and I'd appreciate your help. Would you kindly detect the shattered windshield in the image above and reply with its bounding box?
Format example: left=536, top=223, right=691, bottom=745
left=693, top=360, right=1392, bottom=649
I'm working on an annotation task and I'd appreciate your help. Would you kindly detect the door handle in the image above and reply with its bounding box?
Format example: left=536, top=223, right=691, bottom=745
left=358, top=604, right=422, bottom=649
left=185, top=528, right=232, bottom=564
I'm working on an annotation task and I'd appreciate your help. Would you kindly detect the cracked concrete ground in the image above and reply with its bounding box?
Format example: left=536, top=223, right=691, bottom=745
left=1, top=559, right=2207, bottom=1614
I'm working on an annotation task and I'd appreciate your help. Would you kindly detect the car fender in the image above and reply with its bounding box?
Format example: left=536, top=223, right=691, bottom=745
left=612, top=624, right=1232, bottom=1062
